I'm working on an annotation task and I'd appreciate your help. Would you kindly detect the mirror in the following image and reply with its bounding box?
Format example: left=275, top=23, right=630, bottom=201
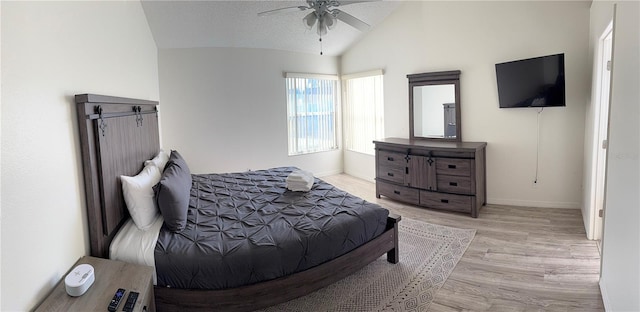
left=408, top=71, right=461, bottom=142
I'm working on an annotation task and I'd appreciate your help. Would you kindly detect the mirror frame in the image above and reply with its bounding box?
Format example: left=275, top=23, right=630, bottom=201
left=408, top=70, right=461, bottom=142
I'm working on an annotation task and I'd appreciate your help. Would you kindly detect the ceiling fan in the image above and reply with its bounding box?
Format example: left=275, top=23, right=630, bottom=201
left=258, top=0, right=375, bottom=36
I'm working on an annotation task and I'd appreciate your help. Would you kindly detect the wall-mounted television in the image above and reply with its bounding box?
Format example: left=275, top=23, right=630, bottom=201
left=495, top=53, right=565, bottom=108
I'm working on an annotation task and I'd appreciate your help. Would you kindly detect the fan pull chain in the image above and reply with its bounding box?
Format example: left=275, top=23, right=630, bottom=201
left=319, top=36, right=323, bottom=55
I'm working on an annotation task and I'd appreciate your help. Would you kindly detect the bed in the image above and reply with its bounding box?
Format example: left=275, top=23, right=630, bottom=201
left=75, top=94, right=401, bottom=311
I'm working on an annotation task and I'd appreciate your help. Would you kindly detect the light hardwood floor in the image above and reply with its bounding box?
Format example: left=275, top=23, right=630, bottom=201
left=322, top=174, right=604, bottom=312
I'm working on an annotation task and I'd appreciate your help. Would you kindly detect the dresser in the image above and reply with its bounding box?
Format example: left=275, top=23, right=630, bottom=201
left=374, top=138, right=487, bottom=217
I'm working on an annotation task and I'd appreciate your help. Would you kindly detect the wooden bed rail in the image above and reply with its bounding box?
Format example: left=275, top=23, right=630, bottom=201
left=154, top=214, right=402, bottom=312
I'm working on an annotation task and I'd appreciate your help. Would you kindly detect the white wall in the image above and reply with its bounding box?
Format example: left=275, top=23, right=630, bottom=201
left=597, top=1, right=640, bottom=310
left=1, top=1, right=159, bottom=310
left=341, top=1, right=591, bottom=208
left=158, top=47, right=342, bottom=176
left=0, top=2, right=3, bottom=308
left=418, top=85, right=455, bottom=137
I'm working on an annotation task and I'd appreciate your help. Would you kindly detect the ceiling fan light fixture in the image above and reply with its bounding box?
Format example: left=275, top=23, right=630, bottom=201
left=324, top=12, right=336, bottom=29
left=303, top=11, right=317, bottom=30
left=317, top=17, right=328, bottom=36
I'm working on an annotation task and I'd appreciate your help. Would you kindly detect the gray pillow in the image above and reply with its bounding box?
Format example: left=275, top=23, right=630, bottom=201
left=154, top=150, right=192, bottom=233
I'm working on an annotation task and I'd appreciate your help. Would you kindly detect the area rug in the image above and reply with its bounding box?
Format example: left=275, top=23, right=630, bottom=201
left=260, top=218, right=476, bottom=312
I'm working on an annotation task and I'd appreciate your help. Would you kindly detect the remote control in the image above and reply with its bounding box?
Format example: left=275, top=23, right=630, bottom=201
left=107, top=288, right=126, bottom=312
left=122, top=291, right=139, bottom=312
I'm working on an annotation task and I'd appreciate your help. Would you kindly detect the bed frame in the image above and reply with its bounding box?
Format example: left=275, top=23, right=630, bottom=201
left=75, top=93, right=401, bottom=311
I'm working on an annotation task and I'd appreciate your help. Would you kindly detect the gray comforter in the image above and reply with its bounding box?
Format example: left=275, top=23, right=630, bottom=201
left=154, top=167, right=389, bottom=290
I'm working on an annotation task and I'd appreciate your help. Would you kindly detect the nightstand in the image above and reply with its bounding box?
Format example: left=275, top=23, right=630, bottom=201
left=35, top=256, right=155, bottom=312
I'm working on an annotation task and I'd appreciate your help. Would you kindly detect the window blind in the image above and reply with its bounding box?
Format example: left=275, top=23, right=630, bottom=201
left=286, top=75, right=339, bottom=155
left=343, top=72, right=384, bottom=155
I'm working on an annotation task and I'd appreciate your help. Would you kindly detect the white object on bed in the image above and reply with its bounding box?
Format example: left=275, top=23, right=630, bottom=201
left=144, top=149, right=170, bottom=172
left=121, top=164, right=161, bottom=230
left=110, top=214, right=164, bottom=284
left=286, top=170, right=314, bottom=192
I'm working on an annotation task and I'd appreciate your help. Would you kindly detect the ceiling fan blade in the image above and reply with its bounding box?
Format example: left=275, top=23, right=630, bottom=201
left=334, top=9, right=370, bottom=31
left=257, top=6, right=309, bottom=17
left=338, top=0, right=382, bottom=6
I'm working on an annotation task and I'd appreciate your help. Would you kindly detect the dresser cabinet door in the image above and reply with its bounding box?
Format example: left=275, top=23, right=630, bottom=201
left=406, top=155, right=436, bottom=190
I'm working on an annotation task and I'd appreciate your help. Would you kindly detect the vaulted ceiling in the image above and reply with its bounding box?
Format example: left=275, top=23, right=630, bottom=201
left=141, top=0, right=403, bottom=56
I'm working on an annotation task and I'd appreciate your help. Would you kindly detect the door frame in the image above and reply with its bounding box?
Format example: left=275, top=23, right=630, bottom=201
left=588, top=21, right=613, bottom=242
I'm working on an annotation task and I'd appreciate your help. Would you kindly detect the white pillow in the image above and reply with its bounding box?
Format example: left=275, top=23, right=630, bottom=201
left=144, top=149, right=170, bottom=172
left=121, top=164, right=162, bottom=230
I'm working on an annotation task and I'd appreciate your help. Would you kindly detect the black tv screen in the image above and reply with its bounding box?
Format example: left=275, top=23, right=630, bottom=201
left=495, top=53, right=565, bottom=108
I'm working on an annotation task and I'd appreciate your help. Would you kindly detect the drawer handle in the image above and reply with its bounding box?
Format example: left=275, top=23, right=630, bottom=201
left=393, top=190, right=401, bottom=195
left=440, top=199, right=449, bottom=203
left=449, top=182, right=458, bottom=186
left=387, top=157, right=394, bottom=161
left=448, top=164, right=457, bottom=169
left=387, top=172, right=394, bottom=177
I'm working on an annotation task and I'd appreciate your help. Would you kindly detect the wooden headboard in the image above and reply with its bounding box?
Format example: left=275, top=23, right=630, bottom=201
left=76, top=94, right=160, bottom=258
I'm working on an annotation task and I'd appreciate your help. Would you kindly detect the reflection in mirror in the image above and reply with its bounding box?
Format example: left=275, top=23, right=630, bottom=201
left=413, top=84, right=456, bottom=138
left=408, top=70, right=461, bottom=142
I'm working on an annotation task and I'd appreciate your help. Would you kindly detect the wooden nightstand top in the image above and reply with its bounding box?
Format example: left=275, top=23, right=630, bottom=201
left=35, top=256, right=154, bottom=312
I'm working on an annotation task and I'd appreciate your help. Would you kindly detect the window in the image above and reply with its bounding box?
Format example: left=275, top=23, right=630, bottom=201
left=285, top=73, right=339, bottom=155
left=343, top=70, right=384, bottom=155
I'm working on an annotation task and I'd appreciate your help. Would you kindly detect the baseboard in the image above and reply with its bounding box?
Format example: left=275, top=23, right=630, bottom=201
left=488, top=198, right=580, bottom=209
left=599, top=277, right=612, bottom=311
left=342, top=171, right=375, bottom=183
left=315, top=169, right=344, bottom=178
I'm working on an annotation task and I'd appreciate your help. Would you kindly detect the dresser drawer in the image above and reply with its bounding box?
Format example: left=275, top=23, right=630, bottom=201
left=437, top=175, right=473, bottom=195
left=377, top=180, right=419, bottom=205
left=420, top=191, right=472, bottom=213
left=377, top=165, right=405, bottom=184
left=377, top=150, right=406, bottom=169
left=436, top=158, right=472, bottom=176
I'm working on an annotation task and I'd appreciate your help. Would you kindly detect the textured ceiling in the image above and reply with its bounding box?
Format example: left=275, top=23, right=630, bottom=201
left=141, top=0, right=403, bottom=56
